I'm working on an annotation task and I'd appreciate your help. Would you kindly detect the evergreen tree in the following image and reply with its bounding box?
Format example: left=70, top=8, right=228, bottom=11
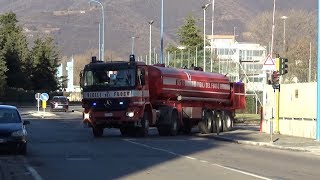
left=30, top=37, right=60, bottom=91
left=0, top=51, right=7, bottom=95
left=0, top=12, right=29, bottom=89
left=177, top=15, right=204, bottom=50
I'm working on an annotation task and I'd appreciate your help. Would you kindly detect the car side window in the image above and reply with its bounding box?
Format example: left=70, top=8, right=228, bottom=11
left=0, top=109, right=21, bottom=123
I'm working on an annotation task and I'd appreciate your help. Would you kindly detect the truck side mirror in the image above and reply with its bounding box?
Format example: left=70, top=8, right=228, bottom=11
left=80, top=70, right=84, bottom=88
left=140, top=69, right=146, bottom=86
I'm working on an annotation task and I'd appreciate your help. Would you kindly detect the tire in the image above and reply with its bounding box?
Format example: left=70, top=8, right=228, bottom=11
left=157, top=107, right=179, bottom=136
left=120, top=127, right=130, bottom=136
left=198, top=109, right=213, bottom=134
left=92, top=127, right=104, bottom=137
left=223, top=111, right=234, bottom=131
left=212, top=111, right=223, bottom=135
left=169, top=110, right=178, bottom=136
left=158, top=126, right=169, bottom=136
left=19, top=143, right=27, bottom=155
left=137, top=112, right=149, bottom=137
left=182, top=118, right=192, bottom=134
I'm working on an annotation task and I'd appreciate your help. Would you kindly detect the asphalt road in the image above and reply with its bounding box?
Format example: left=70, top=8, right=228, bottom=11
left=1, top=108, right=320, bottom=180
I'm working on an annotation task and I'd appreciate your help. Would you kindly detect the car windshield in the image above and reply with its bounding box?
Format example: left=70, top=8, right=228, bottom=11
left=53, top=97, right=68, bottom=103
left=0, top=108, right=21, bottom=123
left=84, top=68, right=136, bottom=88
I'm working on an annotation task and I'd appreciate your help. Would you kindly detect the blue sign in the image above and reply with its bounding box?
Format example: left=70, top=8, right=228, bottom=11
left=40, top=93, right=49, bottom=101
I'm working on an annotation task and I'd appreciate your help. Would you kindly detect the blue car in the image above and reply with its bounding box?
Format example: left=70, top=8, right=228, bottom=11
left=0, top=105, right=30, bottom=155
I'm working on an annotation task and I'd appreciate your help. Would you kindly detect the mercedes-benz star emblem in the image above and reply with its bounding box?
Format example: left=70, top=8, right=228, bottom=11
left=104, top=100, right=112, bottom=107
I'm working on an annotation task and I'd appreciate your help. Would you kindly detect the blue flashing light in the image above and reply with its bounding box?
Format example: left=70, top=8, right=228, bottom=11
left=119, top=101, right=124, bottom=105
left=93, top=102, right=97, bottom=106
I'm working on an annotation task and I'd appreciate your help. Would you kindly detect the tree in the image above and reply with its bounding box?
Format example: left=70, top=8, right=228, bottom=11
left=166, top=15, right=205, bottom=68
left=245, top=9, right=317, bottom=83
left=285, top=38, right=317, bottom=82
left=0, top=12, right=29, bottom=88
left=0, top=52, right=7, bottom=95
left=30, top=37, right=60, bottom=91
left=177, top=15, right=204, bottom=49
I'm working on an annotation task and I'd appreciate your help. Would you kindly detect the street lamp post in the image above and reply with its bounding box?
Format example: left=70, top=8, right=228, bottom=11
left=202, top=3, right=211, bottom=72
left=89, top=0, right=105, bottom=61
left=178, top=46, right=186, bottom=68
left=131, top=36, right=139, bottom=54
left=148, top=20, right=154, bottom=65
left=210, top=0, right=215, bottom=72
left=160, top=0, right=164, bottom=64
left=270, top=0, right=276, bottom=58
left=281, top=16, right=288, bottom=52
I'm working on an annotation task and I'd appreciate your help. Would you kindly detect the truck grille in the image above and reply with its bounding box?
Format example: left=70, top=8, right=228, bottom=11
left=85, top=99, right=129, bottom=111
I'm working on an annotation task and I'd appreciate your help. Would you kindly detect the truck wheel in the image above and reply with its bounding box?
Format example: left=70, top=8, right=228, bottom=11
left=157, top=126, right=168, bottom=136
left=120, top=127, right=130, bottom=136
left=223, top=111, right=234, bottom=131
left=92, top=127, right=104, bottom=137
left=213, top=111, right=223, bottom=135
left=169, top=110, right=178, bottom=136
left=198, top=110, right=213, bottom=134
left=137, top=112, right=149, bottom=137
left=182, top=118, right=192, bottom=134
left=157, top=107, right=179, bottom=136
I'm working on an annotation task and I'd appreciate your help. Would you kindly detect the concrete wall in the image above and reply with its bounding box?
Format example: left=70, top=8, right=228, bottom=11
left=262, top=82, right=317, bottom=139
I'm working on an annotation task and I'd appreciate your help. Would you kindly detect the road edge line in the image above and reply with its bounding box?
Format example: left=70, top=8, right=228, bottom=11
left=26, top=165, right=43, bottom=180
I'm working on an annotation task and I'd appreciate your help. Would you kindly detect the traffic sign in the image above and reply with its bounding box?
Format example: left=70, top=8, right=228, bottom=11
left=40, top=93, right=49, bottom=101
left=35, top=93, right=41, bottom=100
left=263, top=54, right=275, bottom=65
left=262, top=54, right=276, bottom=71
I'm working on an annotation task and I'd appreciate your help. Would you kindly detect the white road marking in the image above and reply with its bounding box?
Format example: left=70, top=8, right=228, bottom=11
left=185, top=156, right=196, bottom=160
left=65, top=157, right=92, bottom=161
left=26, top=166, right=43, bottom=180
left=124, top=139, right=272, bottom=180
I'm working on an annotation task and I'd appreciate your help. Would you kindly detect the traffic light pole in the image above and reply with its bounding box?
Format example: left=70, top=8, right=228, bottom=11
left=274, top=57, right=280, bottom=134
left=275, top=86, right=280, bottom=133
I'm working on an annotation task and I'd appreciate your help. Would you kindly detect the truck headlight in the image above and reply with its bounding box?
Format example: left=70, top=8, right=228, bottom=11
left=11, top=130, right=26, bottom=137
left=126, top=112, right=134, bottom=118
left=84, top=113, right=90, bottom=119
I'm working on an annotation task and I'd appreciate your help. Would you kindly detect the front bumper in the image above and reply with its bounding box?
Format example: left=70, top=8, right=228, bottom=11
left=0, top=137, right=27, bottom=151
left=83, top=108, right=143, bottom=128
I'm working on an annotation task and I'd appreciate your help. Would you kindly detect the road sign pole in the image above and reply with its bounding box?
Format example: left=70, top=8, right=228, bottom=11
left=37, top=99, right=40, bottom=112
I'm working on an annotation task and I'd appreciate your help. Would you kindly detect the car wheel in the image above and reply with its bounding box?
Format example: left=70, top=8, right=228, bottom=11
left=92, top=127, right=104, bottom=137
left=19, top=143, right=27, bottom=155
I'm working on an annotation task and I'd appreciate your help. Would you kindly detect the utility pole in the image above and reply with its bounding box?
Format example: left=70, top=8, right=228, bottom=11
left=160, top=0, right=164, bottom=64
left=281, top=16, right=288, bottom=53
left=202, top=3, right=210, bottom=72
left=148, top=20, right=154, bottom=65
left=317, top=0, right=320, bottom=141
left=210, top=0, right=215, bottom=72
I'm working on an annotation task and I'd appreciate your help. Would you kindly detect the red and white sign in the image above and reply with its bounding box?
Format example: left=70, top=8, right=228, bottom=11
left=262, top=54, right=276, bottom=70
left=263, top=54, right=275, bottom=65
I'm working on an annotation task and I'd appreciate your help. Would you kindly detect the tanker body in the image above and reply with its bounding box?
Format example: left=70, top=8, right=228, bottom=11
left=80, top=55, right=245, bottom=137
left=148, top=65, right=232, bottom=106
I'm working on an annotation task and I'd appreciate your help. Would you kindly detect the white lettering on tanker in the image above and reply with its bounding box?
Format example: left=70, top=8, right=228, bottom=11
left=84, top=91, right=132, bottom=98
left=176, top=79, right=229, bottom=90
left=83, top=90, right=150, bottom=99
left=163, top=77, right=230, bottom=90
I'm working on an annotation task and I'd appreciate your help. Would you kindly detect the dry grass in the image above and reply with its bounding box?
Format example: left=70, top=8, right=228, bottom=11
left=235, top=113, right=260, bottom=124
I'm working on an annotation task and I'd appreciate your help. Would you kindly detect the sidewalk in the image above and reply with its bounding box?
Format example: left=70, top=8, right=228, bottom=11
left=200, top=125, right=320, bottom=155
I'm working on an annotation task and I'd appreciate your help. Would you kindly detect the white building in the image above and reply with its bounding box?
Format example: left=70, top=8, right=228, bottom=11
left=207, top=35, right=267, bottom=92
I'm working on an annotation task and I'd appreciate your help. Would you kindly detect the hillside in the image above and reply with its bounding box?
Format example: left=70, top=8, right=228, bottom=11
left=0, top=0, right=317, bottom=60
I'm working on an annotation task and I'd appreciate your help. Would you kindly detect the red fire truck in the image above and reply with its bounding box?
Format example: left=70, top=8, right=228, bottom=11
left=80, top=55, right=245, bottom=137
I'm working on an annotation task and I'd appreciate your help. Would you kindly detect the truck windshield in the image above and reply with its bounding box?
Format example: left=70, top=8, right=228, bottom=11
left=83, top=68, right=136, bottom=88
